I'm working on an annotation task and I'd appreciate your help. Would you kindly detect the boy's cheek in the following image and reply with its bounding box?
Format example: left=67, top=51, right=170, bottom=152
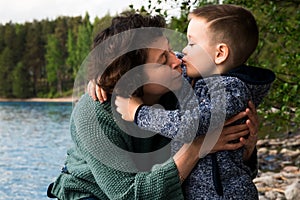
left=185, top=64, right=200, bottom=78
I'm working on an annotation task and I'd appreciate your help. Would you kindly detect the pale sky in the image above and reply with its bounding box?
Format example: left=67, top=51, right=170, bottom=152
left=0, top=0, right=146, bottom=24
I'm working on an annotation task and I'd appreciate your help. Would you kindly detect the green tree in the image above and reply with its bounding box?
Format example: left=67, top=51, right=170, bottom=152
left=0, top=25, right=5, bottom=53
left=66, top=29, right=77, bottom=77
left=23, top=21, right=44, bottom=96
left=12, top=62, right=31, bottom=98
left=0, top=47, right=14, bottom=97
left=37, top=19, right=56, bottom=95
left=3, top=23, right=16, bottom=49
left=14, top=24, right=26, bottom=63
left=45, top=34, right=65, bottom=96
left=225, top=0, right=300, bottom=134
left=75, top=24, right=92, bottom=73
left=75, top=13, right=93, bottom=75
left=66, top=16, right=83, bottom=82
left=92, top=13, right=113, bottom=39
left=0, top=23, right=19, bottom=97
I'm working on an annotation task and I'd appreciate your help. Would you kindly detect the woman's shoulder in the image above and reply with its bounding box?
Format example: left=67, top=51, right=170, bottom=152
left=71, top=94, right=132, bottom=149
left=71, top=94, right=119, bottom=135
left=74, top=94, right=112, bottom=116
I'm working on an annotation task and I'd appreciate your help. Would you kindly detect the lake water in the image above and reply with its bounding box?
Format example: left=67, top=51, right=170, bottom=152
left=0, top=102, right=73, bottom=199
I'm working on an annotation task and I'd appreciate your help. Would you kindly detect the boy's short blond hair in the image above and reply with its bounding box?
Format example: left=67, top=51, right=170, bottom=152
left=189, top=4, right=258, bottom=67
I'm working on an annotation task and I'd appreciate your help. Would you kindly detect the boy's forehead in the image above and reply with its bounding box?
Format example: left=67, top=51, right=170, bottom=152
left=188, top=18, right=207, bottom=30
left=187, top=18, right=208, bottom=38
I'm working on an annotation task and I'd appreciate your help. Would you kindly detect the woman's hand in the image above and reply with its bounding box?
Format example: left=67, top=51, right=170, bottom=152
left=174, top=101, right=259, bottom=183
left=212, top=101, right=259, bottom=160
left=115, top=96, right=143, bottom=121
left=242, top=101, right=259, bottom=161
left=87, top=80, right=107, bottom=102
left=211, top=123, right=250, bottom=153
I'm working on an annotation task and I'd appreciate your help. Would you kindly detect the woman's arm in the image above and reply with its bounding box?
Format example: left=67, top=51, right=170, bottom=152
left=218, top=101, right=259, bottom=178
left=243, top=101, right=259, bottom=161
left=172, top=97, right=259, bottom=182
left=178, top=103, right=259, bottom=181
left=71, top=95, right=183, bottom=199
left=243, top=101, right=259, bottom=178
left=87, top=79, right=259, bottom=162
left=71, top=94, right=255, bottom=199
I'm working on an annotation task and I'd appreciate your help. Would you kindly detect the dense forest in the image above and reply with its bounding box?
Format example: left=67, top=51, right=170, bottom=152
left=0, top=0, right=299, bottom=134
left=0, top=12, right=112, bottom=98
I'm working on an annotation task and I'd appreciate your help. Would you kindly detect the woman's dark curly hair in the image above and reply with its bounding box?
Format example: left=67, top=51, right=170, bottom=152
left=89, top=12, right=166, bottom=97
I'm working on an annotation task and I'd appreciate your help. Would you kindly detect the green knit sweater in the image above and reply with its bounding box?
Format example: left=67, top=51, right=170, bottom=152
left=51, top=94, right=184, bottom=200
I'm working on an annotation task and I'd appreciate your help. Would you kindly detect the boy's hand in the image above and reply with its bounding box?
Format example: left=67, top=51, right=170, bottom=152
left=115, top=96, right=143, bottom=121
left=87, top=80, right=107, bottom=102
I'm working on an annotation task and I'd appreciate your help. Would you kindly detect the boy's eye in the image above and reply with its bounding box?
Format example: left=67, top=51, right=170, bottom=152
left=188, top=43, right=195, bottom=47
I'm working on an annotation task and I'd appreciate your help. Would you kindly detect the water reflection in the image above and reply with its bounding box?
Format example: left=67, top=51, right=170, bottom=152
left=0, top=102, right=72, bottom=199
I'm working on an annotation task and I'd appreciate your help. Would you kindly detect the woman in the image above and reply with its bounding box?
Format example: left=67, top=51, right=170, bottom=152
left=48, top=12, right=258, bottom=200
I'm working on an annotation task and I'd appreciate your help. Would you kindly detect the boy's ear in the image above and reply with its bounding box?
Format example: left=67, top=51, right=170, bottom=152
left=215, top=43, right=229, bottom=64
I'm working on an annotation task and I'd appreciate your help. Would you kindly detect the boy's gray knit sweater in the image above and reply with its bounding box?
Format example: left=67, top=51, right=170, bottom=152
left=135, top=65, right=275, bottom=200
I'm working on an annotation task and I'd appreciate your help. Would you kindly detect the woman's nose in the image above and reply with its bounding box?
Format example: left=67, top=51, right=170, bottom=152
left=169, top=52, right=182, bottom=69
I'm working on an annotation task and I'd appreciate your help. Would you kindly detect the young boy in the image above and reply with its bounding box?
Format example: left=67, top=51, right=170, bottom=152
left=116, top=4, right=275, bottom=200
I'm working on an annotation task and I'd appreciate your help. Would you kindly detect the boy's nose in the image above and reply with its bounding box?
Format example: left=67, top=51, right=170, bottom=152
left=182, top=46, right=188, bottom=55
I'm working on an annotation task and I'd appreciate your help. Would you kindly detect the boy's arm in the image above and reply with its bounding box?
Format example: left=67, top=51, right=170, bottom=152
left=136, top=103, right=201, bottom=142
left=116, top=77, right=252, bottom=142
left=115, top=95, right=198, bottom=142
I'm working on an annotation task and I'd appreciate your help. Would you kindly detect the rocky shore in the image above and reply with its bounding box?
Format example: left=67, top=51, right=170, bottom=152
left=254, top=133, right=300, bottom=200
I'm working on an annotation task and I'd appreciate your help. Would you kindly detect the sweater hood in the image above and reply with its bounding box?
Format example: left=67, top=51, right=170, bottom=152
left=226, top=64, right=276, bottom=106
left=227, top=64, right=276, bottom=85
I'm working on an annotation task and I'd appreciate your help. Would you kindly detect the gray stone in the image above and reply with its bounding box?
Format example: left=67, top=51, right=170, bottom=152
left=284, top=179, right=300, bottom=200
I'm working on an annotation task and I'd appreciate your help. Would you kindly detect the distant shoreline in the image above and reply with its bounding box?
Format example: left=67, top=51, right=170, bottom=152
left=0, top=96, right=74, bottom=103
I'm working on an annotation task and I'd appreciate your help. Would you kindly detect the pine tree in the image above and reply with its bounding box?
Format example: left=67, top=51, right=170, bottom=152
left=0, top=47, right=14, bottom=97
left=66, top=29, right=77, bottom=78
left=75, top=13, right=93, bottom=76
left=0, top=25, right=5, bottom=53
left=12, top=62, right=31, bottom=98
left=92, top=13, right=113, bottom=39
left=45, top=34, right=64, bottom=96
left=23, top=21, right=44, bottom=96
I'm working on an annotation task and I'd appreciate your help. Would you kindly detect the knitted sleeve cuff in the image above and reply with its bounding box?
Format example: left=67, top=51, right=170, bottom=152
left=160, top=159, right=184, bottom=199
left=134, top=104, right=145, bottom=124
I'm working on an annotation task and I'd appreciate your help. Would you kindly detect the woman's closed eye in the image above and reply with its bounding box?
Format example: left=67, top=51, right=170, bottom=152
left=158, top=48, right=174, bottom=65
left=162, top=49, right=176, bottom=65
left=161, top=51, right=169, bottom=65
